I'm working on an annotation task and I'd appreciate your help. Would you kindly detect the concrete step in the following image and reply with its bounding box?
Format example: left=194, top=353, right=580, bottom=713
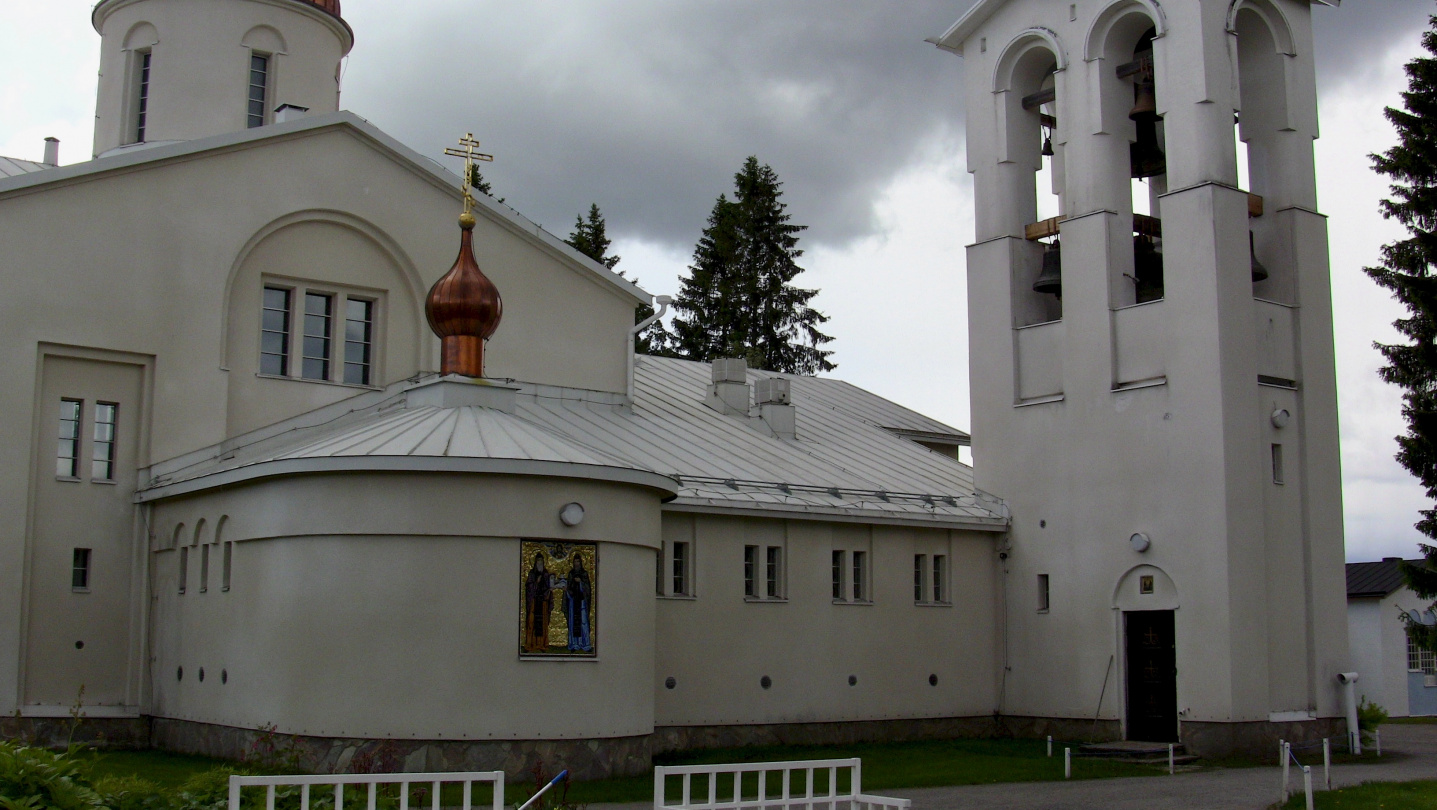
left=1075, top=741, right=1195, bottom=764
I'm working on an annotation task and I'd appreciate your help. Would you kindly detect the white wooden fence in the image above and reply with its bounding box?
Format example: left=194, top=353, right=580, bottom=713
left=227, top=771, right=505, bottom=810
left=653, top=758, right=909, bottom=810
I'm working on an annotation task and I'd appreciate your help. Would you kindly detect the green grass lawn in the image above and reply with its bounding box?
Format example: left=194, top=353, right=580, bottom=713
left=85, top=738, right=1169, bottom=806
left=1278, top=779, right=1437, bottom=809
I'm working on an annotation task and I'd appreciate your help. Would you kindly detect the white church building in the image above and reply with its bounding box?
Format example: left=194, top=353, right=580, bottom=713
left=0, top=0, right=1350, bottom=776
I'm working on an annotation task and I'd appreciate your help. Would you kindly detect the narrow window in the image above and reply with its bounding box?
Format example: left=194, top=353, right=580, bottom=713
left=1272, top=443, right=1284, bottom=485
left=655, top=543, right=665, bottom=596
left=248, top=53, right=269, bottom=128
left=672, top=540, right=689, bottom=596
left=71, top=548, right=91, bottom=591
left=57, top=399, right=81, bottom=478
left=914, top=554, right=926, bottom=602
left=933, top=554, right=947, bottom=603
left=91, top=403, right=117, bottom=481
left=744, top=545, right=757, bottom=597
left=765, top=546, right=782, bottom=598
left=1037, top=573, right=1050, bottom=612
left=852, top=551, right=867, bottom=602
left=831, top=550, right=845, bottom=600
left=302, top=292, right=333, bottom=380
left=222, top=542, right=233, bottom=592
left=178, top=547, right=188, bottom=595
left=343, top=298, right=374, bottom=385
left=135, top=51, right=152, bottom=143
left=199, top=544, right=210, bottom=593
left=261, top=287, right=291, bottom=375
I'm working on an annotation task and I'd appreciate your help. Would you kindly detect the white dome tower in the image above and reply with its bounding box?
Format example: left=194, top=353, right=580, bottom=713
left=91, top=0, right=354, bottom=158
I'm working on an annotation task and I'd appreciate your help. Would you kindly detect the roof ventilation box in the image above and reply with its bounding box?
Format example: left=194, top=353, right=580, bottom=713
left=756, top=377, right=796, bottom=440
left=706, top=358, right=751, bottom=416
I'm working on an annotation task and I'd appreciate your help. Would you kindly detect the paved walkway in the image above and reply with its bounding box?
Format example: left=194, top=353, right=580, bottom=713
left=598, top=725, right=1437, bottom=810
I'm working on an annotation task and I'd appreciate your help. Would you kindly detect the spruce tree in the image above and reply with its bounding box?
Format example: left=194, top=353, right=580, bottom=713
left=668, top=156, right=835, bottom=374
left=1368, top=12, right=1437, bottom=641
left=468, top=165, right=503, bottom=204
left=564, top=203, right=667, bottom=354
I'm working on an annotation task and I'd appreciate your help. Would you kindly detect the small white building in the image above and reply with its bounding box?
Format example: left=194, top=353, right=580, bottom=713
left=1346, top=559, right=1437, bottom=718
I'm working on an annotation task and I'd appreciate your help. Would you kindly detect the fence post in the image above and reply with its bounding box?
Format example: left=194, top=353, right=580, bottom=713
left=1281, top=741, right=1290, bottom=801
left=1303, top=765, right=1314, bottom=810
left=1064, top=748, right=1071, bottom=779
left=1168, top=743, right=1174, bottom=775
left=1047, top=736, right=1053, bottom=758
left=1376, top=728, right=1382, bottom=758
left=228, top=776, right=241, bottom=810
left=1323, top=738, right=1331, bottom=790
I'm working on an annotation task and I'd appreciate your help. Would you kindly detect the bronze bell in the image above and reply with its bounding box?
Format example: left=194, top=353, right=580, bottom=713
left=1042, top=131, right=1055, bottom=158
left=1133, top=235, right=1164, bottom=303
left=1250, top=232, right=1269, bottom=282
left=1130, top=74, right=1159, bottom=123
left=1130, top=119, right=1167, bottom=179
left=1033, top=239, right=1062, bottom=297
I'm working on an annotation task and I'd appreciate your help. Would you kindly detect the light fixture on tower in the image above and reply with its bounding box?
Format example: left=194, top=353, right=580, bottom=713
left=426, top=133, right=503, bottom=377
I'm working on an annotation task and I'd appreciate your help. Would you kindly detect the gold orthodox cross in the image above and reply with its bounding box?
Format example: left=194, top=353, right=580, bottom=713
left=444, top=133, right=494, bottom=216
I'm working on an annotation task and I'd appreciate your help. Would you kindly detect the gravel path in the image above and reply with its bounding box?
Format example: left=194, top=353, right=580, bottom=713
left=593, top=724, right=1437, bottom=810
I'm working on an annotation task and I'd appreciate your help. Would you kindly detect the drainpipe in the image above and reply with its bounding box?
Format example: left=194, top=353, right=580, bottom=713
left=1337, top=672, right=1360, bottom=754
left=627, top=295, right=671, bottom=403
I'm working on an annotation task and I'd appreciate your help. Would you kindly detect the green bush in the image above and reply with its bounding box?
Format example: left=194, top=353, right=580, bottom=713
left=93, top=776, right=168, bottom=810
left=1358, top=697, right=1390, bottom=743
left=0, top=743, right=105, bottom=810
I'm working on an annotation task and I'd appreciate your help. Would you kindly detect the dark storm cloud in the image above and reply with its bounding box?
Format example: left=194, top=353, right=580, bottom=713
left=1313, top=0, right=1433, bottom=94
left=340, top=1, right=971, bottom=251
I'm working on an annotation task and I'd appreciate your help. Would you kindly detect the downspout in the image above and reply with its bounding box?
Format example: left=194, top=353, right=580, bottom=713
left=627, top=295, right=671, bottom=403
left=1338, top=672, right=1361, bottom=753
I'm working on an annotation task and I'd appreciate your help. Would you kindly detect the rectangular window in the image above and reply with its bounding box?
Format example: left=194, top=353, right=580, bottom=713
left=199, top=544, right=210, bottom=593
left=1272, top=443, right=1284, bottom=485
left=178, top=546, right=188, bottom=595
left=135, top=50, right=151, bottom=143
left=91, top=403, right=117, bottom=481
left=656, top=543, right=665, bottom=596
left=261, top=286, right=291, bottom=376
left=248, top=53, right=269, bottom=128
left=672, top=540, right=690, bottom=596
left=766, top=546, right=782, bottom=598
left=744, top=545, right=757, bottom=597
left=222, top=542, right=233, bottom=592
left=933, top=554, right=947, bottom=603
left=914, top=554, right=927, bottom=601
left=71, top=548, right=91, bottom=591
left=831, top=550, right=845, bottom=600
left=57, top=399, right=81, bottom=478
left=852, top=551, right=867, bottom=601
left=1037, top=573, right=1050, bottom=612
left=302, top=292, right=333, bottom=380
left=1409, top=635, right=1437, bottom=673
left=343, top=298, right=374, bottom=385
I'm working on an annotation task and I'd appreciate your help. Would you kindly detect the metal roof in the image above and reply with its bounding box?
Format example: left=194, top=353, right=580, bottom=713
left=141, top=357, right=1006, bottom=530
left=1347, top=558, right=1423, bottom=598
left=0, top=156, right=50, bottom=179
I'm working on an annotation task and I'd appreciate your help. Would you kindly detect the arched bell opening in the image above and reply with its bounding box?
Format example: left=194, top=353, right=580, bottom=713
left=997, top=40, right=1064, bottom=326
left=1096, top=9, right=1165, bottom=308
left=1234, top=3, right=1299, bottom=304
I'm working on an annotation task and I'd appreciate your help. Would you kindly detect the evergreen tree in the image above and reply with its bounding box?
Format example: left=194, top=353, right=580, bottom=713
left=468, top=165, right=503, bottom=204
left=1369, top=12, right=1437, bottom=642
left=564, top=203, right=668, bottom=354
left=668, top=156, right=834, bottom=374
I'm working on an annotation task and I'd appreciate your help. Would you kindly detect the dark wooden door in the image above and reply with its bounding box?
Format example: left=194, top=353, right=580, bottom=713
left=1125, top=610, right=1177, bottom=742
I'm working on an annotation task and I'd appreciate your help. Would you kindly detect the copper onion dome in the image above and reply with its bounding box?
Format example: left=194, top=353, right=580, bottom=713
left=295, top=0, right=342, bottom=19
left=426, top=212, right=503, bottom=377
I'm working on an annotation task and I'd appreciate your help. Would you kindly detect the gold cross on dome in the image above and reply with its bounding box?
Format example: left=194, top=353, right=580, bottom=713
left=444, top=133, right=494, bottom=216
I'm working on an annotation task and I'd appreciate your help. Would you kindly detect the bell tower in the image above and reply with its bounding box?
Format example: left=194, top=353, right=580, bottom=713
left=934, top=0, right=1348, bottom=755
left=91, top=0, right=354, bottom=158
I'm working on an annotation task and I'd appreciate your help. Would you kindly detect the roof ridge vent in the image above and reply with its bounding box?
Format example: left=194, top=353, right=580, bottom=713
left=756, top=377, right=796, bottom=440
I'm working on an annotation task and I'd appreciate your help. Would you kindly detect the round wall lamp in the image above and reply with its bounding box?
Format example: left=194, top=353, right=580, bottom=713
left=559, top=502, right=585, bottom=526
left=1130, top=532, right=1151, bottom=553
left=1271, top=408, right=1291, bottom=429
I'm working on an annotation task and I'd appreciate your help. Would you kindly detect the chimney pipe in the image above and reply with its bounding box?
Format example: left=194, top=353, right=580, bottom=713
left=42, top=137, right=59, bottom=166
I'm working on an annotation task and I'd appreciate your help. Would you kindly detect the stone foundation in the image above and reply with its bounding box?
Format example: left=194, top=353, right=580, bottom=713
left=989, top=716, right=1122, bottom=744
left=652, top=716, right=1000, bottom=755
left=0, top=715, right=151, bottom=749
left=151, top=718, right=651, bottom=780
left=1180, top=717, right=1348, bottom=759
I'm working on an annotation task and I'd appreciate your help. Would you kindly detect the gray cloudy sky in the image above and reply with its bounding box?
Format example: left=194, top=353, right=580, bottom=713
left=2, top=0, right=1435, bottom=562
